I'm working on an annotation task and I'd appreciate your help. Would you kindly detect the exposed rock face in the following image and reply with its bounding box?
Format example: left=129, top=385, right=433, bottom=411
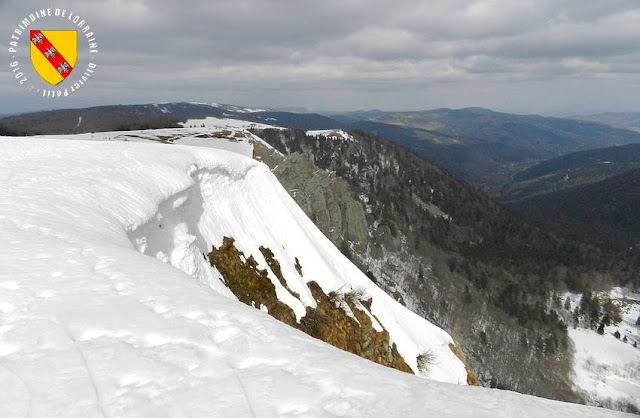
left=208, top=237, right=412, bottom=374
left=208, top=237, right=298, bottom=327
left=344, top=200, right=369, bottom=246
left=270, top=152, right=369, bottom=248
left=302, top=282, right=412, bottom=374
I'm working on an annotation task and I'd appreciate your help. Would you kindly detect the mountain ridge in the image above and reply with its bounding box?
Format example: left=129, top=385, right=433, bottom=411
left=0, top=102, right=342, bottom=135
left=510, top=168, right=640, bottom=250
left=333, top=108, right=640, bottom=190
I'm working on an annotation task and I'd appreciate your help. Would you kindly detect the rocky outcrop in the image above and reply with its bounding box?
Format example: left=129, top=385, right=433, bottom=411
left=269, top=152, right=369, bottom=249
left=208, top=237, right=412, bottom=374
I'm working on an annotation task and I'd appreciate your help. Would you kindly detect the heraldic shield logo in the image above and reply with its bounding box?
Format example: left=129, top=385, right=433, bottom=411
left=30, top=30, right=77, bottom=85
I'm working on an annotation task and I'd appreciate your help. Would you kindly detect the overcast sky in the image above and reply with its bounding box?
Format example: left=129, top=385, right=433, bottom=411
left=2, top=0, right=640, bottom=115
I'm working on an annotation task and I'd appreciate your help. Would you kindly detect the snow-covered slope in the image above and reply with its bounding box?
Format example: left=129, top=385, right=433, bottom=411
left=179, top=116, right=282, bottom=131
left=188, top=101, right=269, bottom=113
left=38, top=124, right=274, bottom=158
left=0, top=136, right=627, bottom=416
left=6, top=133, right=466, bottom=382
left=564, top=290, right=640, bottom=410
left=306, top=129, right=354, bottom=141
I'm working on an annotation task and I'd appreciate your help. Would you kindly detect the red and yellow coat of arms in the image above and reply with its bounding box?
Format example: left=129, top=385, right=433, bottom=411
left=30, top=30, right=77, bottom=85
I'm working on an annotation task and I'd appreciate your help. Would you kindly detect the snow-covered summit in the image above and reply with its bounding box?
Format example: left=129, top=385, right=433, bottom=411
left=38, top=124, right=276, bottom=158
left=0, top=135, right=627, bottom=416
left=179, top=116, right=282, bottom=131
left=190, top=101, right=269, bottom=113
left=12, top=131, right=468, bottom=382
left=306, top=129, right=354, bottom=141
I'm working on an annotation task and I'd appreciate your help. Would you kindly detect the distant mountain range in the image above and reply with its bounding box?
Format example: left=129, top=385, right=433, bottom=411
left=572, top=112, right=640, bottom=132
left=0, top=102, right=341, bottom=135
left=332, top=108, right=640, bottom=190
left=496, top=142, right=640, bottom=249
left=6, top=104, right=640, bottom=194
left=500, top=143, right=640, bottom=203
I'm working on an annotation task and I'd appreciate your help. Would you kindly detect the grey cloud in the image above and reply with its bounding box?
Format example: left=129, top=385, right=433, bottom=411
left=1, top=0, right=640, bottom=115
